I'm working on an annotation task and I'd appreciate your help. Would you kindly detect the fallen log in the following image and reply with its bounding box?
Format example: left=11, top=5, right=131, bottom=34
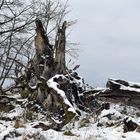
left=95, top=79, right=140, bottom=108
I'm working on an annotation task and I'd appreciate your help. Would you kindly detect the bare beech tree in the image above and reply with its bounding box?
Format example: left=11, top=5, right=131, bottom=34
left=0, top=0, right=90, bottom=129
left=0, top=0, right=71, bottom=92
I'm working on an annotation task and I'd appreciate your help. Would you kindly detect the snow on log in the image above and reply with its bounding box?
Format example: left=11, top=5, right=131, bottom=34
left=47, top=74, right=76, bottom=114
left=95, top=79, right=140, bottom=108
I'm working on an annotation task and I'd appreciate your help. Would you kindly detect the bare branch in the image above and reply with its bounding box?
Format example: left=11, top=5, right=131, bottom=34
left=0, top=0, right=4, bottom=10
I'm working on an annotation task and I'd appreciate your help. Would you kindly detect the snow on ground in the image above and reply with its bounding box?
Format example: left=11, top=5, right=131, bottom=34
left=0, top=102, right=140, bottom=140
left=1, top=76, right=140, bottom=139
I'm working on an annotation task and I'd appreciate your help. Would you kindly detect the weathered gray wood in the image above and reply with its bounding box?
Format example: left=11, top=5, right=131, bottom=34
left=95, top=79, right=140, bottom=108
left=30, top=19, right=79, bottom=127
left=54, top=21, right=67, bottom=74
left=34, top=19, right=54, bottom=80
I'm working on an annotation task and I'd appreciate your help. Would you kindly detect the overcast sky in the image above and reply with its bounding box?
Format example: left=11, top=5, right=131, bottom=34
left=66, top=0, right=140, bottom=87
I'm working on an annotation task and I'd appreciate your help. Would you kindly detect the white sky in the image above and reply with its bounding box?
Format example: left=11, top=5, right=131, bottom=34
left=66, top=0, right=140, bottom=87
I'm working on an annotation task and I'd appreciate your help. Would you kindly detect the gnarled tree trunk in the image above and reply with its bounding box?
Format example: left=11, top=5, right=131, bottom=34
left=26, top=19, right=85, bottom=128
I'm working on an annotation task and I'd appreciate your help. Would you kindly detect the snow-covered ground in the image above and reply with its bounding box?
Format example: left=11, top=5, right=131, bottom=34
left=1, top=76, right=140, bottom=140
left=0, top=102, right=140, bottom=140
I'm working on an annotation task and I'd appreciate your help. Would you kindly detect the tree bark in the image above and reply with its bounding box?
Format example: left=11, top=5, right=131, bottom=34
left=54, top=21, right=67, bottom=74
left=34, top=19, right=53, bottom=80
left=26, top=19, right=84, bottom=127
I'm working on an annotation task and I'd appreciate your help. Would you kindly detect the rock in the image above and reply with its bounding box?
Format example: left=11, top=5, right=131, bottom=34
left=33, top=122, right=50, bottom=130
left=0, top=103, right=15, bottom=112
left=123, top=117, right=139, bottom=132
left=3, top=131, right=21, bottom=140
left=22, top=131, right=45, bottom=140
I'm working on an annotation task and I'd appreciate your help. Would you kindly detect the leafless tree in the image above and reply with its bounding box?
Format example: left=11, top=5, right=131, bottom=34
left=0, top=0, right=71, bottom=92
left=0, top=1, right=88, bottom=128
